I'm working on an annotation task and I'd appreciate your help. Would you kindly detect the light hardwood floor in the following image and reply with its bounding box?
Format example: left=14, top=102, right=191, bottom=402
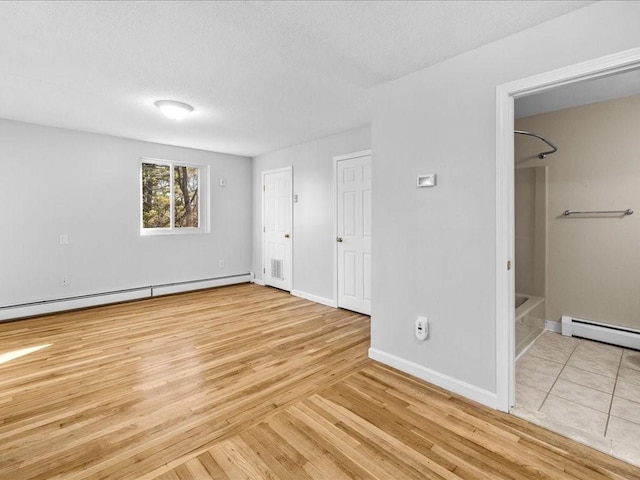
left=0, top=283, right=639, bottom=479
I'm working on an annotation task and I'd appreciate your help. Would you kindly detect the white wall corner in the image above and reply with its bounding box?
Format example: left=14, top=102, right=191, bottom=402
left=368, top=348, right=498, bottom=410
left=291, top=289, right=337, bottom=308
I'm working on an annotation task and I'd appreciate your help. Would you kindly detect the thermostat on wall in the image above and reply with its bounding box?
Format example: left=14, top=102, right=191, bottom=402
left=417, top=174, right=436, bottom=187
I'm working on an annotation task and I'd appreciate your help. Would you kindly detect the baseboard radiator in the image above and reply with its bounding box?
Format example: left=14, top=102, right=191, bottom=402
left=0, top=273, right=254, bottom=322
left=561, top=315, right=640, bottom=350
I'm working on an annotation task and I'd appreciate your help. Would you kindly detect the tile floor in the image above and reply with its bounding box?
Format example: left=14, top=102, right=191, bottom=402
left=512, top=331, right=640, bottom=467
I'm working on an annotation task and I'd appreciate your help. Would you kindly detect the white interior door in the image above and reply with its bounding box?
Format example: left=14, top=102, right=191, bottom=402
left=263, top=167, right=293, bottom=291
left=337, top=154, right=372, bottom=315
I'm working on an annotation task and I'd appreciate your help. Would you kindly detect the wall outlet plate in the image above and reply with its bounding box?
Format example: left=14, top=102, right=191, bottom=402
left=415, top=316, right=428, bottom=340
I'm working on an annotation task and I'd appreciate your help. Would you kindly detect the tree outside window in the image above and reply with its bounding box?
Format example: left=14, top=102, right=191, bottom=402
left=141, top=160, right=202, bottom=232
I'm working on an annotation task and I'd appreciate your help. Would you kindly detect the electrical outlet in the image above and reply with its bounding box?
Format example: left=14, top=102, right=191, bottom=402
left=415, top=316, right=428, bottom=341
left=61, top=277, right=69, bottom=287
left=219, top=260, right=225, bottom=268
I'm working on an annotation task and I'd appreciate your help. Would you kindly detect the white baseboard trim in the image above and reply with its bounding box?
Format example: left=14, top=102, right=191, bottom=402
left=290, top=289, right=337, bottom=308
left=0, top=288, right=151, bottom=322
left=545, top=320, right=562, bottom=333
left=152, top=273, right=253, bottom=296
left=0, top=273, right=253, bottom=322
left=368, top=347, right=498, bottom=409
left=252, top=278, right=265, bottom=286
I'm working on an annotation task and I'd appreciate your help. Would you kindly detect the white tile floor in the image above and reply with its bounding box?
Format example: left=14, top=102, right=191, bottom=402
left=512, top=331, right=640, bottom=467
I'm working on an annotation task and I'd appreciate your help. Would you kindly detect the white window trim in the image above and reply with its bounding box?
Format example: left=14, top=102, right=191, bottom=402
left=139, top=157, right=210, bottom=236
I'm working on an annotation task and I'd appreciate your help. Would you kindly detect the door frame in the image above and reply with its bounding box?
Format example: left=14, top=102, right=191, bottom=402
left=495, top=47, right=640, bottom=412
left=333, top=150, right=372, bottom=310
left=262, top=166, right=293, bottom=291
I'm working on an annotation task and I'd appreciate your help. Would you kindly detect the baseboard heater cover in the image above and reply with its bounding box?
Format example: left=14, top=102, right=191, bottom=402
left=0, top=273, right=254, bottom=322
left=151, top=273, right=253, bottom=296
left=0, top=288, right=151, bottom=322
left=561, top=315, right=640, bottom=350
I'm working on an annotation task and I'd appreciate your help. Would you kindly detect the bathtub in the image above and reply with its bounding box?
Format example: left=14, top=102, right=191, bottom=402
left=515, top=293, right=545, bottom=357
left=515, top=294, right=528, bottom=309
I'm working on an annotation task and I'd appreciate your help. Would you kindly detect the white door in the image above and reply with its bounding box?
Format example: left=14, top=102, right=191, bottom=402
left=337, top=154, right=372, bottom=315
left=263, top=167, right=293, bottom=291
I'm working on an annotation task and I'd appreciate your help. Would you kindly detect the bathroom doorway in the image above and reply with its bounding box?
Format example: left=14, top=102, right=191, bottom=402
left=503, top=55, right=640, bottom=467
left=513, top=69, right=640, bottom=355
left=495, top=46, right=640, bottom=413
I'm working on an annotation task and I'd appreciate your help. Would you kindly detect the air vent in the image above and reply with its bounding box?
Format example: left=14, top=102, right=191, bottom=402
left=270, top=259, right=283, bottom=280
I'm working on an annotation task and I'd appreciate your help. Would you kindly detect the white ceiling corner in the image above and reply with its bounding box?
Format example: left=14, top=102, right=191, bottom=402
left=0, top=1, right=594, bottom=157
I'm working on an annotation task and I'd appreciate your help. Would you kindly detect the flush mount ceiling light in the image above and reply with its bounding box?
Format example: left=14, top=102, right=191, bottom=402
left=154, top=100, right=194, bottom=120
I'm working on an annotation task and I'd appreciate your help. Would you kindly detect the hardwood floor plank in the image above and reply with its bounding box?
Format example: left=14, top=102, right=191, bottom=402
left=1, top=283, right=639, bottom=479
left=0, top=285, right=369, bottom=479
left=240, top=424, right=314, bottom=480
left=294, top=401, right=451, bottom=480
left=268, top=412, right=375, bottom=479
left=192, top=451, right=230, bottom=480
left=210, top=438, right=277, bottom=479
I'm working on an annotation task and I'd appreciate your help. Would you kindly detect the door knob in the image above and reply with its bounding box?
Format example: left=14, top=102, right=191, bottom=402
left=284, top=233, right=290, bottom=238
left=336, top=237, right=343, bottom=243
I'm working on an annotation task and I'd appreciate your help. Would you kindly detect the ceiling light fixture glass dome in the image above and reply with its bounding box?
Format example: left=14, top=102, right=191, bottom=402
left=154, top=100, right=194, bottom=120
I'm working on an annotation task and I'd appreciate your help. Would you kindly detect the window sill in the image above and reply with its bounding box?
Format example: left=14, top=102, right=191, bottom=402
left=140, top=228, right=209, bottom=236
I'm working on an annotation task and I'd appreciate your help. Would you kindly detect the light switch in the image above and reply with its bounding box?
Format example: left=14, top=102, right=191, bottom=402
left=219, top=178, right=227, bottom=187
left=60, top=234, right=69, bottom=245
left=417, top=174, right=436, bottom=187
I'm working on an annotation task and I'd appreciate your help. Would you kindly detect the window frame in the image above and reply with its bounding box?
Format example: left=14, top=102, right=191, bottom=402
left=139, top=157, right=209, bottom=236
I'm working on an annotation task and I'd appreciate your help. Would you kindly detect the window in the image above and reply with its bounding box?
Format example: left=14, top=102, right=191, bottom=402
left=140, top=158, right=207, bottom=234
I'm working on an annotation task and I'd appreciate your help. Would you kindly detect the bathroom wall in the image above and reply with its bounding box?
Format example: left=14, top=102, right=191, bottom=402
left=514, top=166, right=547, bottom=299
left=515, top=93, right=640, bottom=329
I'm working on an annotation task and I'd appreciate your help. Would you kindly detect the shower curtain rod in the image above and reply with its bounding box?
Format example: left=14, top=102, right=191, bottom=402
left=514, top=130, right=558, bottom=159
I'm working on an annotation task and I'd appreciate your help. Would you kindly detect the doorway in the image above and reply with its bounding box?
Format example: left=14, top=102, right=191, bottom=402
left=495, top=47, right=640, bottom=412
left=335, top=150, right=372, bottom=315
left=262, top=166, right=293, bottom=292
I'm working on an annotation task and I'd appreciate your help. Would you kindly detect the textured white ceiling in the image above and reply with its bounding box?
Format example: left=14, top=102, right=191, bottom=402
left=0, top=1, right=593, bottom=157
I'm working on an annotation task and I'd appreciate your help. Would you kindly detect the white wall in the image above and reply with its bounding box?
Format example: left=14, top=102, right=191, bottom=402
left=370, top=1, right=640, bottom=402
left=252, top=127, right=370, bottom=303
left=0, top=119, right=252, bottom=307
